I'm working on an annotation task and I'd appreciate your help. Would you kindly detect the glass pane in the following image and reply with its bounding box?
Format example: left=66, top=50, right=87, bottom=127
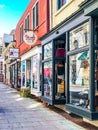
left=26, top=60, right=31, bottom=88
left=32, top=55, right=38, bottom=89
left=55, top=60, right=65, bottom=99
left=44, top=42, right=52, bottom=59
left=21, top=61, right=26, bottom=87
left=94, top=18, right=98, bottom=44
left=33, top=7, right=35, bottom=29
left=95, top=50, right=98, bottom=111
left=17, top=62, right=21, bottom=87
left=44, top=61, right=52, bottom=98
left=36, top=2, right=38, bottom=26
left=14, top=63, right=17, bottom=87
left=69, top=22, right=89, bottom=50
left=69, top=51, right=90, bottom=109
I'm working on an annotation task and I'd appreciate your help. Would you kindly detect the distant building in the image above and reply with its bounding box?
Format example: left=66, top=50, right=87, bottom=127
left=0, top=37, right=4, bottom=82
left=2, top=32, right=15, bottom=84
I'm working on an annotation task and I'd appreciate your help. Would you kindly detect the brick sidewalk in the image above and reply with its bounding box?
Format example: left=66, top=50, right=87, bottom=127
left=0, top=82, right=87, bottom=130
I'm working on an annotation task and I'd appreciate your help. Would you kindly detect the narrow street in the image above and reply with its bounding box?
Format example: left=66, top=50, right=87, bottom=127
left=0, top=82, right=85, bottom=130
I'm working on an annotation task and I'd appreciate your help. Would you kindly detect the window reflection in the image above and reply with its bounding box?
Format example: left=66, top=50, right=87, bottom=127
left=21, top=61, right=26, bottom=87
left=69, top=22, right=89, bottom=50
left=32, top=55, right=38, bottom=89
left=44, top=61, right=52, bottom=98
left=69, top=51, right=90, bottom=109
left=44, top=42, right=52, bottom=60
left=95, top=51, right=98, bottom=111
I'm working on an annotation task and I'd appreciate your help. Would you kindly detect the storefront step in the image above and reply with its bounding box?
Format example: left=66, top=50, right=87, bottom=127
left=54, top=105, right=66, bottom=112
left=83, top=118, right=98, bottom=127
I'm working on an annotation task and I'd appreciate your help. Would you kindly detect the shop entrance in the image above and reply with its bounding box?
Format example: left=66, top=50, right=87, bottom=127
left=54, top=38, right=66, bottom=101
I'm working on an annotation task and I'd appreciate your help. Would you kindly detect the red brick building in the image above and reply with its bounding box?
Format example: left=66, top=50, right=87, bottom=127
left=15, top=0, right=50, bottom=56
left=12, top=0, right=50, bottom=95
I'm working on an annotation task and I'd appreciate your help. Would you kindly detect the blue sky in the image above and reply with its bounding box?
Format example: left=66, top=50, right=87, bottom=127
left=0, top=0, right=30, bottom=37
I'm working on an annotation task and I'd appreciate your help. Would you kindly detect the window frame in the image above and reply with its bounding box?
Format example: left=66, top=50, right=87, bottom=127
left=32, top=2, right=38, bottom=29
left=19, top=24, right=23, bottom=43
left=24, top=14, right=30, bottom=32
left=57, top=0, right=66, bottom=10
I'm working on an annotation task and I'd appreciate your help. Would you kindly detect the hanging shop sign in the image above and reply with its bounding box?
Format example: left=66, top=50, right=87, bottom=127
left=9, top=48, right=19, bottom=58
left=23, top=31, right=37, bottom=45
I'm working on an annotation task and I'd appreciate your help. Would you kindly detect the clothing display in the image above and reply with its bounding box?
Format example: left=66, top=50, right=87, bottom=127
left=56, top=48, right=65, bottom=57
left=56, top=63, right=65, bottom=95
left=58, top=80, right=65, bottom=94
left=58, top=75, right=64, bottom=80
left=57, top=66, right=65, bottom=75
left=57, top=78, right=62, bottom=84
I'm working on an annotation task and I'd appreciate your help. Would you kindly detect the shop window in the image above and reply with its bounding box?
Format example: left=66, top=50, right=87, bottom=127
left=95, top=50, right=98, bottom=111
left=32, top=2, right=38, bottom=29
left=57, top=0, right=66, bottom=10
left=21, top=61, right=26, bottom=87
left=26, top=60, right=31, bottom=88
left=17, top=62, right=21, bottom=87
left=94, top=18, right=98, bottom=44
left=32, top=55, right=38, bottom=89
left=69, top=22, right=89, bottom=51
left=69, top=51, right=90, bottom=109
left=43, top=61, right=52, bottom=98
left=44, top=42, right=52, bottom=60
left=14, top=63, right=17, bottom=87
left=19, top=24, right=23, bottom=43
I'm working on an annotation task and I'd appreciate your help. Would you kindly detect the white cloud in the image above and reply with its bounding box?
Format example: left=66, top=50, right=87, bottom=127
left=0, top=4, right=5, bottom=8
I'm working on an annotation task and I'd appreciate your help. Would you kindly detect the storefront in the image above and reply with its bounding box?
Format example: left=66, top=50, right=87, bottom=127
left=42, top=35, right=66, bottom=105
left=41, top=6, right=98, bottom=120
left=21, top=58, right=31, bottom=88
left=10, top=60, right=21, bottom=88
left=21, top=46, right=42, bottom=96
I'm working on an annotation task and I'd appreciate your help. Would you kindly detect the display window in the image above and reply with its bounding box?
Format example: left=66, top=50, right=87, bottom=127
left=44, top=42, right=52, bottom=60
left=95, top=50, right=98, bottom=111
left=21, top=61, right=26, bottom=87
left=17, top=62, right=21, bottom=87
left=43, top=61, right=52, bottom=98
left=69, top=51, right=90, bottom=109
left=14, top=63, right=17, bottom=87
left=32, top=55, right=38, bottom=89
left=69, top=22, right=89, bottom=50
left=26, top=59, right=31, bottom=88
left=94, top=18, right=98, bottom=44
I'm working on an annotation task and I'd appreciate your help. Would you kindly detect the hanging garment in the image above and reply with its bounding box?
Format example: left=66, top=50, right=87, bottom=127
left=57, top=78, right=62, bottom=84
left=56, top=48, right=65, bottom=57
left=57, top=66, right=65, bottom=75
left=58, top=75, right=64, bottom=80
left=58, top=80, right=65, bottom=94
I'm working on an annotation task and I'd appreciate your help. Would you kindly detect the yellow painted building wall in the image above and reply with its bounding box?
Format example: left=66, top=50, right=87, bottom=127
left=51, top=0, right=86, bottom=28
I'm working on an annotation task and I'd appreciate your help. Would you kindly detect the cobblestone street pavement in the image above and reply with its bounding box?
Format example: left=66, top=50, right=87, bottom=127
left=0, top=83, right=86, bottom=130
